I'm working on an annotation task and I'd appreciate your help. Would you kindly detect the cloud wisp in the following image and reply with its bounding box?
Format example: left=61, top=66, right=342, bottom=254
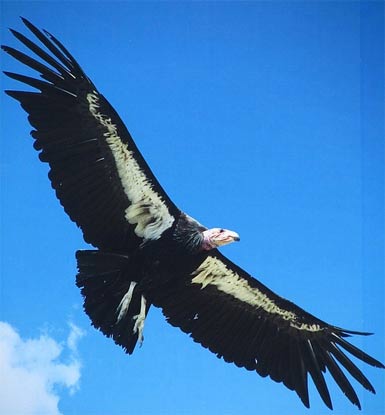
left=0, top=321, right=83, bottom=415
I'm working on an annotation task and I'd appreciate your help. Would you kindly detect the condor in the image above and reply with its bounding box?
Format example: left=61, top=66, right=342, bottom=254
left=2, top=17, right=383, bottom=411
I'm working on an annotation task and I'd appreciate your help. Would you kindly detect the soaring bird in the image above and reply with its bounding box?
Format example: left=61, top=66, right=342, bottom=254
left=2, top=18, right=383, bottom=411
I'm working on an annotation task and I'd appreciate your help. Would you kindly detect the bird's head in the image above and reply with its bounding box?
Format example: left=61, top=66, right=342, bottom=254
left=202, top=228, right=240, bottom=250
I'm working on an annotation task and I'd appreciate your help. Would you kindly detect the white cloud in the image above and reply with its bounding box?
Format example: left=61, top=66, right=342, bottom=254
left=0, top=321, right=83, bottom=415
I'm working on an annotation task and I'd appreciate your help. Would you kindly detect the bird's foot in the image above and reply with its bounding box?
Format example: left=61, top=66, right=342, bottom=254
left=116, top=281, right=137, bottom=323
left=133, top=295, right=147, bottom=346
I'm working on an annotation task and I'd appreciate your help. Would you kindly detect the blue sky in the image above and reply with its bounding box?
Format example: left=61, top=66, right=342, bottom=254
left=1, top=2, right=384, bottom=414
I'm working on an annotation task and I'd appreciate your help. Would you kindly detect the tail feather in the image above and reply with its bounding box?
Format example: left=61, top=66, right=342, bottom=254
left=76, top=250, right=150, bottom=354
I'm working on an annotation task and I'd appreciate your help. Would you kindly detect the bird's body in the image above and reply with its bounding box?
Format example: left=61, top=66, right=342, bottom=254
left=2, top=18, right=384, bottom=411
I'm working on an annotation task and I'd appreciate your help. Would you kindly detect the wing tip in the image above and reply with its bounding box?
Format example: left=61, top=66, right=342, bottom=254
left=332, top=332, right=385, bottom=369
left=299, top=394, right=310, bottom=409
left=4, top=89, right=19, bottom=99
left=1, top=44, right=10, bottom=53
left=9, top=28, right=18, bottom=37
left=341, top=328, right=374, bottom=337
left=20, top=16, right=40, bottom=33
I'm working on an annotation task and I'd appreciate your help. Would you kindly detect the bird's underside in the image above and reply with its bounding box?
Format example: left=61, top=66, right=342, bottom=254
left=2, top=17, right=384, bottom=411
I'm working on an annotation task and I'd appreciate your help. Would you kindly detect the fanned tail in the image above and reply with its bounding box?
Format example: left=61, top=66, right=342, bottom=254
left=76, top=250, right=150, bottom=354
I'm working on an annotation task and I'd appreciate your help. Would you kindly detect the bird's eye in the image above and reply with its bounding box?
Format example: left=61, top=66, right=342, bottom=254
left=220, top=229, right=225, bottom=233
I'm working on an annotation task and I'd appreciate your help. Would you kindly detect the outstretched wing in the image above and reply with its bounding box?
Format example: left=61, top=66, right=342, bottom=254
left=152, top=250, right=384, bottom=410
left=2, top=18, right=179, bottom=251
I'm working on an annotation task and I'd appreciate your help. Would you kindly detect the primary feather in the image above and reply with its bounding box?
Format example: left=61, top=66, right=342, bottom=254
left=2, top=17, right=383, bottom=411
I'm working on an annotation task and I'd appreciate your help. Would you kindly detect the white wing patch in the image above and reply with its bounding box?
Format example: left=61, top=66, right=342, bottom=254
left=87, top=92, right=174, bottom=240
left=191, top=256, right=322, bottom=332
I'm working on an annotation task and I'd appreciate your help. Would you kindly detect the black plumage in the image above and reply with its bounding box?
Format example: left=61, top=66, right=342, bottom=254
left=2, top=18, right=384, bottom=411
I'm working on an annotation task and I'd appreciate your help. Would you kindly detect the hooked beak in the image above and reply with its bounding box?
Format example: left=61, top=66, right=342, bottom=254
left=228, top=231, right=240, bottom=242
left=214, top=229, right=240, bottom=246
